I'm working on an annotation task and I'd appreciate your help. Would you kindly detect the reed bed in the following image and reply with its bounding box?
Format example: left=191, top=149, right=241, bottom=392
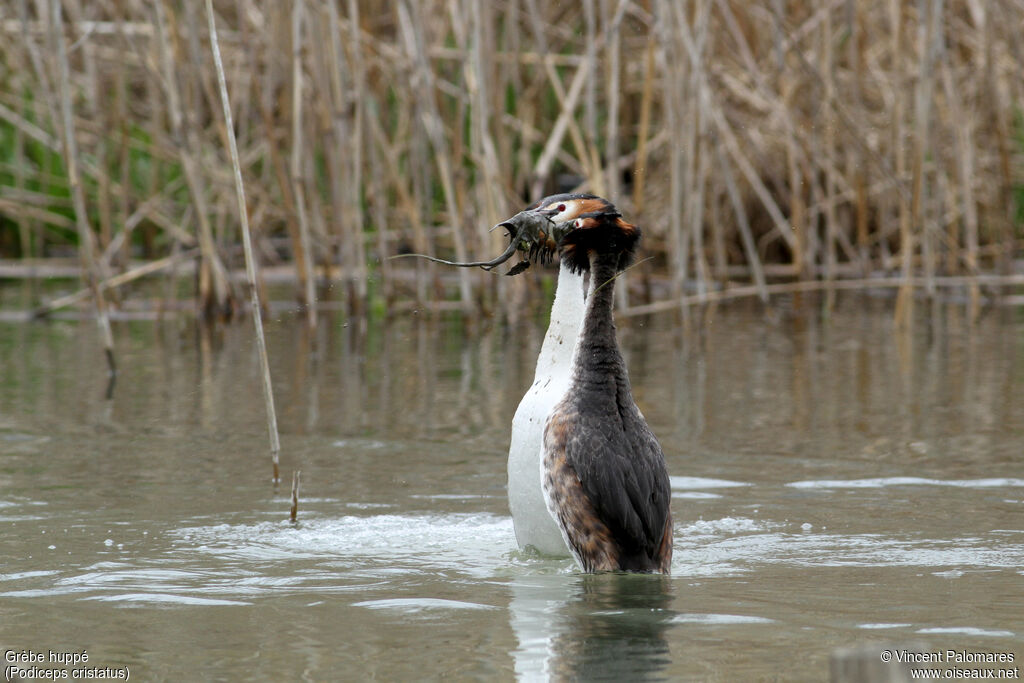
left=0, top=1, right=1022, bottom=324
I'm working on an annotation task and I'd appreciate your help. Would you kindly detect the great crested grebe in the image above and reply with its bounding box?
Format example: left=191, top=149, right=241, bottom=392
left=509, top=193, right=673, bottom=573
left=508, top=196, right=587, bottom=556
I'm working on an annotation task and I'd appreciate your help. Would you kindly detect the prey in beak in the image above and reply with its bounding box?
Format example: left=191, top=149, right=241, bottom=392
left=390, top=207, right=569, bottom=276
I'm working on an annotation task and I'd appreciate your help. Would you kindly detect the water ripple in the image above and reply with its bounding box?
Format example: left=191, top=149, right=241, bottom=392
left=788, top=477, right=1024, bottom=489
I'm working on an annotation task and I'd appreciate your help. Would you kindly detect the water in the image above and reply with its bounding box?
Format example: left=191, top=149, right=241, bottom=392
left=1, top=295, right=1022, bottom=680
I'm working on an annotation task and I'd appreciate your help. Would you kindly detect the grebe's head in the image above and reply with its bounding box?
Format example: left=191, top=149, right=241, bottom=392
left=526, top=193, right=640, bottom=273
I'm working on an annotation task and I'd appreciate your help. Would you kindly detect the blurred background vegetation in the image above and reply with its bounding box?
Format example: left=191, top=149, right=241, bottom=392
left=0, top=0, right=1022, bottom=323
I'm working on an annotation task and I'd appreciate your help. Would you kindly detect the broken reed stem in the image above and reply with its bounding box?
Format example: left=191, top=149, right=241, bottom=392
left=33, top=247, right=201, bottom=317
left=205, top=0, right=282, bottom=483
left=620, top=274, right=1024, bottom=317
left=290, top=470, right=300, bottom=523
left=51, top=0, right=116, bottom=376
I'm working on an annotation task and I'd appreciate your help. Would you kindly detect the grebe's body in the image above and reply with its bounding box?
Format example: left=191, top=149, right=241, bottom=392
left=508, top=193, right=673, bottom=573
left=507, top=265, right=585, bottom=556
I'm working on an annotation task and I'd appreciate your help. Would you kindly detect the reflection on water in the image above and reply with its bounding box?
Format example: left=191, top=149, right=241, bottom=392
left=0, top=295, right=1022, bottom=679
left=510, top=573, right=675, bottom=682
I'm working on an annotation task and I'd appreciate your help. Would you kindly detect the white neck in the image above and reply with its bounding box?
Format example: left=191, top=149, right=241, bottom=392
left=507, top=262, right=587, bottom=556
left=531, top=265, right=586, bottom=382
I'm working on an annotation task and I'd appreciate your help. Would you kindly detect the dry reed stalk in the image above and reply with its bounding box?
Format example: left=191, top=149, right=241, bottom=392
left=9, top=6, right=35, bottom=264
left=111, top=31, right=131, bottom=274
left=653, top=0, right=685, bottom=307
left=603, top=0, right=622, bottom=206
left=584, top=0, right=597, bottom=172
left=345, top=0, right=372, bottom=307
left=460, top=1, right=501, bottom=245
left=289, top=0, right=317, bottom=329
left=632, top=34, right=656, bottom=214
left=78, top=37, right=115, bottom=264
left=525, top=10, right=597, bottom=194
left=12, top=111, right=31, bottom=261
left=910, top=0, right=943, bottom=301
left=891, top=0, right=914, bottom=328
left=846, top=0, right=870, bottom=274
left=981, top=4, right=1015, bottom=277
left=716, top=144, right=768, bottom=302
left=530, top=52, right=593, bottom=200
left=0, top=98, right=57, bottom=151
left=205, top=0, right=281, bottom=483
left=14, top=0, right=58, bottom=267
left=321, top=0, right=367, bottom=313
left=397, top=0, right=472, bottom=312
left=1, top=1, right=1020, bottom=319
left=51, top=0, right=116, bottom=375
left=367, top=112, right=393, bottom=306
left=17, top=0, right=58, bottom=134
left=676, top=2, right=709, bottom=298
left=821, top=6, right=836, bottom=313
left=940, top=41, right=981, bottom=316
left=98, top=177, right=192, bottom=267
left=153, top=0, right=234, bottom=319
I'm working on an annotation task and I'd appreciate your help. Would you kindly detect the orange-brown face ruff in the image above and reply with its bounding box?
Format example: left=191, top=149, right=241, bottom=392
left=526, top=194, right=640, bottom=274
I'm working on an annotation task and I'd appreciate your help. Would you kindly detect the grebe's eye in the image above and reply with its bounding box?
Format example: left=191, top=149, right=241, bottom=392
left=557, top=204, right=566, bottom=212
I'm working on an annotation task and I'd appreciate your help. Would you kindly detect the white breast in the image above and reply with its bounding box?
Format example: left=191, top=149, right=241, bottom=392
left=507, top=265, right=586, bottom=555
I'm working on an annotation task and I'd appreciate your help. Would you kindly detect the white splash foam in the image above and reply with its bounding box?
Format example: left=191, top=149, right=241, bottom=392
left=353, top=598, right=497, bottom=612
left=84, top=593, right=251, bottom=606
left=672, top=492, right=723, bottom=500
left=678, top=517, right=778, bottom=535
left=916, top=627, right=1016, bottom=638
left=174, top=513, right=517, bottom=577
left=671, top=613, right=775, bottom=625
left=671, top=477, right=752, bottom=489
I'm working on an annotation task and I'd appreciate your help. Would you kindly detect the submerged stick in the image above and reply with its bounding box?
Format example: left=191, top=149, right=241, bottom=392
left=206, top=0, right=282, bottom=483
left=289, top=470, right=300, bottom=523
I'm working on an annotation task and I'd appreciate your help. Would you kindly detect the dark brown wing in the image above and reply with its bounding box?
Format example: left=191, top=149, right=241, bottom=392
left=565, top=408, right=671, bottom=569
left=544, top=399, right=671, bottom=572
